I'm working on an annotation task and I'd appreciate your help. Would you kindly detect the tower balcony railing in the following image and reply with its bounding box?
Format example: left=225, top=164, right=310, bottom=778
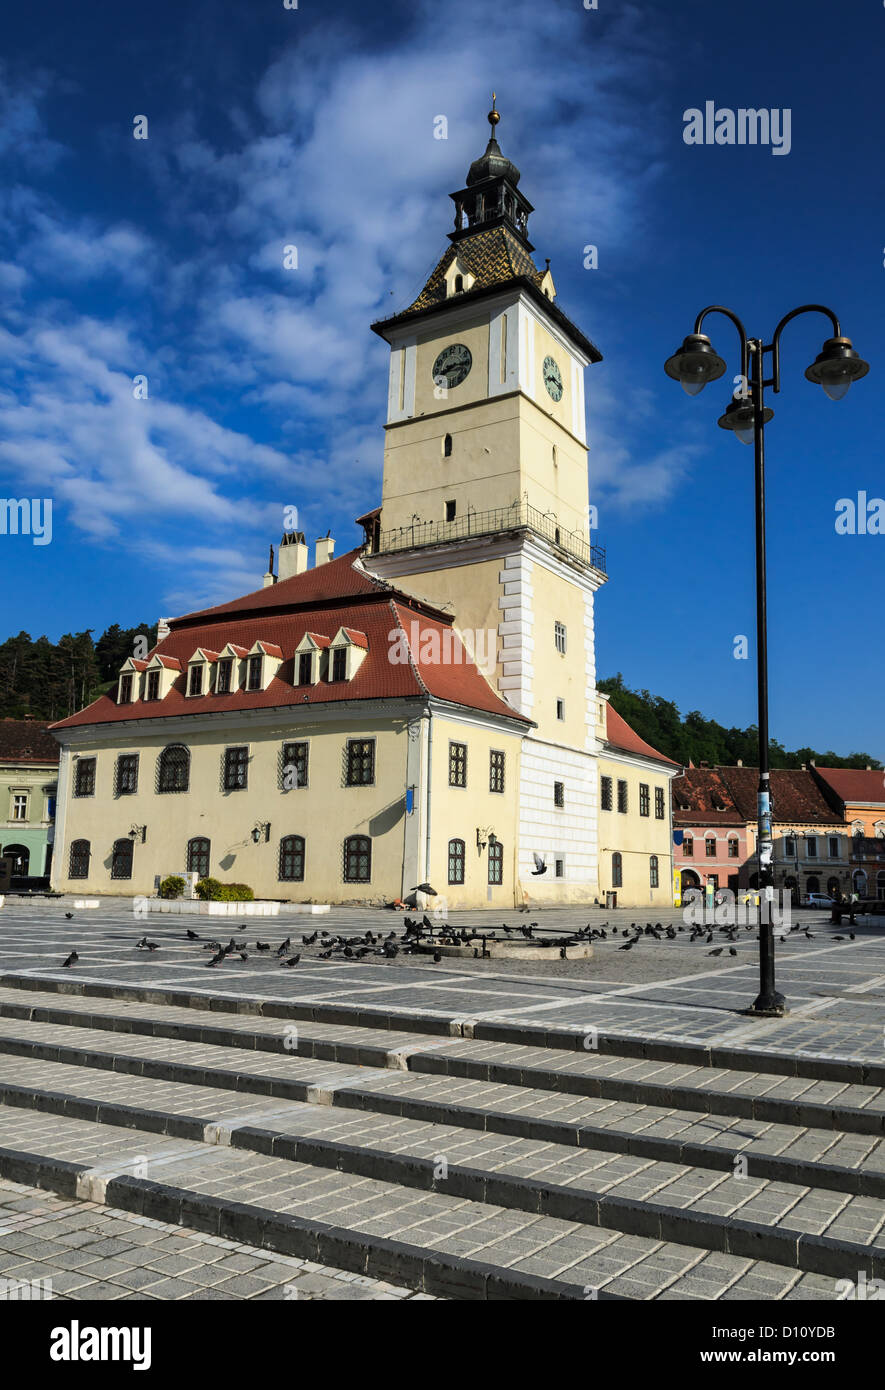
left=376, top=502, right=606, bottom=573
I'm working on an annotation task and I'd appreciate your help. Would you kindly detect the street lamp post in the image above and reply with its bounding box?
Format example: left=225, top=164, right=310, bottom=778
left=665, top=306, right=869, bottom=1016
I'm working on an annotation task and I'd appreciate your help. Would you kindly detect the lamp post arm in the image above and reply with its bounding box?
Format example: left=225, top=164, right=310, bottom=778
left=769, top=304, right=842, bottom=394
left=693, top=305, right=750, bottom=384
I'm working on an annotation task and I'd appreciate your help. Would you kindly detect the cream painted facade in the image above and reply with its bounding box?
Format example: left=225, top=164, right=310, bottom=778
left=52, top=699, right=524, bottom=906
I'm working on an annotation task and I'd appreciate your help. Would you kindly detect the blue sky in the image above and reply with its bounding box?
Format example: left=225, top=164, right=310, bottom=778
left=0, top=0, right=881, bottom=759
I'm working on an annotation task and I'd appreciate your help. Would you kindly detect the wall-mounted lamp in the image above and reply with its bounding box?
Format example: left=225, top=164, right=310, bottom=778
left=128, top=824, right=147, bottom=844
left=476, top=827, right=496, bottom=852
left=251, top=822, right=271, bottom=844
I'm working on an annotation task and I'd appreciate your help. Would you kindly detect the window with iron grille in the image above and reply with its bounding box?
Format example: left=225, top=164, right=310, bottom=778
left=188, top=664, right=203, bottom=696
left=346, top=739, right=375, bottom=786
left=279, top=835, right=305, bottom=882
left=488, top=839, right=503, bottom=885
left=216, top=659, right=233, bottom=693
left=146, top=669, right=160, bottom=700
left=683, top=836, right=694, bottom=857
left=555, top=857, right=565, bottom=879
left=650, top=855, right=659, bottom=888
left=298, top=651, right=313, bottom=685
left=728, top=838, right=740, bottom=858
left=655, top=786, right=665, bottom=819
left=612, top=852, right=622, bottom=887
left=344, top=835, right=371, bottom=882
left=489, top=750, right=505, bottom=794
left=706, top=837, right=717, bottom=857
left=639, top=783, right=650, bottom=817
left=449, top=742, right=467, bottom=788
left=69, top=839, right=90, bottom=878
left=110, top=838, right=133, bottom=880
left=115, top=754, right=139, bottom=796
left=332, top=647, right=347, bottom=682
left=553, top=781, right=565, bottom=808
left=247, top=655, right=263, bottom=690
left=448, top=838, right=465, bottom=885
left=617, top=780, right=628, bottom=813
left=119, top=673, right=133, bottom=703
left=74, top=758, right=96, bottom=798
left=281, top=742, right=308, bottom=790
left=223, top=746, right=249, bottom=791
left=554, top=621, right=567, bottom=654
left=157, top=745, right=189, bottom=794
left=187, top=837, right=210, bottom=878
left=600, top=775, right=612, bottom=811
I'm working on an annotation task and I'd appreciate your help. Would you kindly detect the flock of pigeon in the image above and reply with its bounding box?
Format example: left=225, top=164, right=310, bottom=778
left=55, top=911, right=853, bottom=971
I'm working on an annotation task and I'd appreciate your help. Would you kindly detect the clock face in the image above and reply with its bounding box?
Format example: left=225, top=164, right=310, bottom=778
left=432, top=343, right=472, bottom=389
left=543, top=355, right=563, bottom=401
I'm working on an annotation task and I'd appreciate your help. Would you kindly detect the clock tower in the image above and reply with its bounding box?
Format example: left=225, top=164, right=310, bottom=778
left=365, top=100, right=607, bottom=901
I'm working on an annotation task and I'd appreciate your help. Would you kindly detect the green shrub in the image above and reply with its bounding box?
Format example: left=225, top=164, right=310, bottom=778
left=195, top=876, right=223, bottom=900
left=218, top=883, right=254, bottom=902
left=158, top=875, right=186, bottom=899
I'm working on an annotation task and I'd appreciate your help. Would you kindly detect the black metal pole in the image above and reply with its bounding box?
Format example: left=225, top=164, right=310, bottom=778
left=749, top=339, right=785, bottom=1015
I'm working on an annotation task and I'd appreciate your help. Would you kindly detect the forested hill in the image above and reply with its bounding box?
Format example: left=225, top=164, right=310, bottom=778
left=599, top=674, right=881, bottom=771
left=0, top=624, right=157, bottom=722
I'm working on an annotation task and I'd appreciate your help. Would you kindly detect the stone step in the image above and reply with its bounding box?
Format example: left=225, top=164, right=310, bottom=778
left=1, top=984, right=884, bottom=1139
left=5, top=972, right=885, bottom=1088
left=0, top=1105, right=829, bottom=1301
left=0, top=1042, right=884, bottom=1279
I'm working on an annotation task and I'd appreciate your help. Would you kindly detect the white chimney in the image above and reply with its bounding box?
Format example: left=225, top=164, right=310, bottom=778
left=315, top=534, right=335, bottom=566
left=157, top=617, right=171, bottom=642
left=278, top=531, right=309, bottom=580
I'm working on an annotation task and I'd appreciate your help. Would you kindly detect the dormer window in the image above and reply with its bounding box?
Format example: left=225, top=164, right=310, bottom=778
left=332, top=648, right=347, bottom=682
left=328, top=628, right=368, bottom=683
left=146, top=669, right=160, bottom=701
left=298, top=652, right=313, bottom=686
left=188, top=664, right=203, bottom=697
left=119, top=673, right=133, bottom=704
left=247, top=654, right=263, bottom=691
left=454, top=274, right=463, bottom=293
left=217, top=659, right=233, bottom=694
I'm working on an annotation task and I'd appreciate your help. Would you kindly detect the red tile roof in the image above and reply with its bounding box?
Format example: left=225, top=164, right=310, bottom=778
left=812, top=766, right=885, bottom=807
left=341, top=628, right=368, bottom=648
left=673, top=766, right=842, bottom=827
left=672, top=768, right=744, bottom=826
left=51, top=555, right=530, bottom=732
left=0, top=719, right=60, bottom=764
left=604, top=705, right=679, bottom=767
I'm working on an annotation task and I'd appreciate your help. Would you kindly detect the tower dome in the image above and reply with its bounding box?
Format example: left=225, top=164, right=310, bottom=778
left=466, top=95, right=521, bottom=187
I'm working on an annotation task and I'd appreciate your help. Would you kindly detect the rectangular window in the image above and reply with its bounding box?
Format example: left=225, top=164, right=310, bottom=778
left=223, top=746, right=249, bottom=791
left=449, top=741, right=467, bottom=788
left=74, top=758, right=96, bottom=798
left=279, top=836, right=305, bottom=882
left=554, top=621, right=567, bottom=654
left=119, top=673, right=133, bottom=703
left=346, top=739, right=375, bottom=786
left=554, top=857, right=565, bottom=879
left=683, top=837, right=694, bottom=857
left=556, top=698, right=565, bottom=721
left=448, top=838, right=465, bottom=885
left=188, top=664, right=203, bottom=696
left=785, top=836, right=796, bottom=857
left=553, top=781, right=565, bottom=808
left=216, top=659, right=233, bottom=694
left=829, top=836, right=839, bottom=858
left=639, top=783, right=650, bottom=818
left=145, top=669, right=160, bottom=701
left=298, top=651, right=313, bottom=686
left=706, top=838, right=717, bottom=857
left=600, top=776, right=612, bottom=811
left=116, top=755, right=139, bottom=796
left=805, top=836, right=818, bottom=858
left=344, top=835, right=371, bottom=882
left=654, top=786, right=665, bottom=820
left=281, top=742, right=309, bottom=790
left=445, top=500, right=456, bottom=522
left=650, top=856, right=659, bottom=888
left=331, top=647, right=347, bottom=682
left=728, top=839, right=740, bottom=858
left=617, top=780, right=628, bottom=814
left=247, top=655, right=263, bottom=690
left=12, top=794, right=27, bottom=820
left=489, top=750, right=505, bottom=794
left=612, top=852, right=623, bottom=888
left=488, top=839, right=503, bottom=886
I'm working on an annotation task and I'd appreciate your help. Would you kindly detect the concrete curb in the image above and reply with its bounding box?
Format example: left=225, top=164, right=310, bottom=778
left=4, top=972, right=883, bottom=1087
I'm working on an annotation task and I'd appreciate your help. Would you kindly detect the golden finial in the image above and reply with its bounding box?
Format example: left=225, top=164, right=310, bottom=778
left=488, top=92, right=500, bottom=129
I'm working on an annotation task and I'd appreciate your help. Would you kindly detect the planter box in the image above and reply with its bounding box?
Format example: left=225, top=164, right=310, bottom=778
left=145, top=899, right=330, bottom=916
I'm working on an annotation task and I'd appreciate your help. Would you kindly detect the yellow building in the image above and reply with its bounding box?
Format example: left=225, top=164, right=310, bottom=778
left=594, top=694, right=679, bottom=908
left=50, top=104, right=672, bottom=910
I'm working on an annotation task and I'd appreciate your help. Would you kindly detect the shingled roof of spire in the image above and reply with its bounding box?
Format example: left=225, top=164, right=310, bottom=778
left=406, top=226, right=545, bottom=313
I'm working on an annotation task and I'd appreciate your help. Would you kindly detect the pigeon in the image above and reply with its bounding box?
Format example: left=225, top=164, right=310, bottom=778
left=186, top=930, right=199, bottom=940
left=432, top=952, right=442, bottom=963
left=206, top=949, right=224, bottom=967
left=411, top=884, right=437, bottom=896
left=619, top=938, right=636, bottom=951
left=276, top=937, right=291, bottom=956
left=239, top=951, right=248, bottom=961
left=804, top=929, right=814, bottom=939
left=729, top=948, right=737, bottom=957
left=281, top=954, right=301, bottom=968
left=62, top=951, right=78, bottom=968
left=708, top=947, right=724, bottom=957
left=318, top=949, right=333, bottom=959
left=531, top=853, right=547, bottom=876
left=64, top=912, right=74, bottom=921
left=256, top=941, right=270, bottom=952
left=302, top=932, right=318, bottom=945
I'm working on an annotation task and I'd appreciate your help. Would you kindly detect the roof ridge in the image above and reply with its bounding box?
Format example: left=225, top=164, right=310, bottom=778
left=389, top=599, right=430, bottom=698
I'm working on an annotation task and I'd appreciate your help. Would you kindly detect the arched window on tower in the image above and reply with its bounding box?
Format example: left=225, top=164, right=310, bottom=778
left=443, top=434, right=453, bottom=458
